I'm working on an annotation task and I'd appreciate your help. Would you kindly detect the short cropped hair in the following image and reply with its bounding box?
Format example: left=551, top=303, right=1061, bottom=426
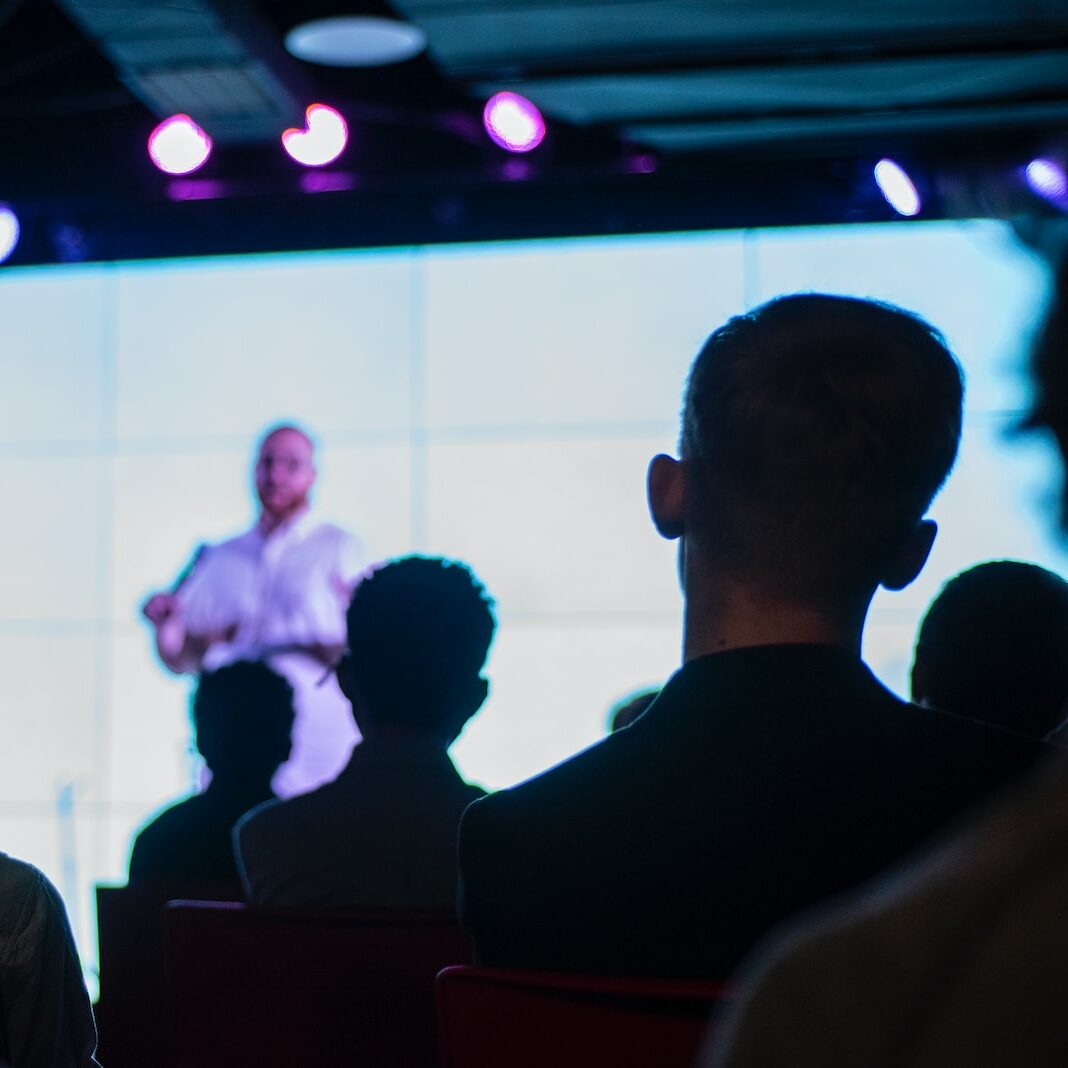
left=681, top=294, right=964, bottom=601
left=915, top=561, right=1068, bottom=739
left=345, top=556, right=496, bottom=731
left=193, top=661, right=295, bottom=774
left=257, top=421, right=315, bottom=451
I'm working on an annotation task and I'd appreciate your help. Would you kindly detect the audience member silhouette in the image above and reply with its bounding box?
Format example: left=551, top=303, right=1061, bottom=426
left=708, top=254, right=1068, bottom=1067
left=235, top=555, right=493, bottom=908
left=607, top=689, right=659, bottom=732
left=912, top=560, right=1068, bottom=740
left=128, top=661, right=294, bottom=885
left=0, top=852, right=100, bottom=1066
left=457, top=293, right=1041, bottom=979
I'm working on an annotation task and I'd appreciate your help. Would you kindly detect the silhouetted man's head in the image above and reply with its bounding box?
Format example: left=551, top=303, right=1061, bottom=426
left=193, top=661, right=295, bottom=786
left=912, top=561, right=1068, bottom=739
left=650, top=294, right=964, bottom=611
left=339, top=556, right=495, bottom=745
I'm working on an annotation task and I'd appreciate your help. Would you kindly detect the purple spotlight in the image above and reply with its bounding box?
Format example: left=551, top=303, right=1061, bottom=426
left=1025, top=158, right=1068, bottom=204
left=624, top=153, right=658, bottom=175
left=874, top=158, right=921, bottom=217
left=166, top=178, right=229, bottom=202
left=300, top=170, right=358, bottom=194
left=483, top=92, right=545, bottom=153
left=0, top=204, right=19, bottom=265
left=500, top=158, right=533, bottom=182
left=148, top=115, right=212, bottom=175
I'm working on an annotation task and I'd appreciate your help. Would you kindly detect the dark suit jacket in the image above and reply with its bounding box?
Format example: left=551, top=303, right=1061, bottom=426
left=457, top=644, right=1042, bottom=979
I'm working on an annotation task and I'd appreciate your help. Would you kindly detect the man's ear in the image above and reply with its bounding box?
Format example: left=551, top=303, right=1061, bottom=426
left=880, top=518, right=937, bottom=592
left=647, top=454, right=686, bottom=540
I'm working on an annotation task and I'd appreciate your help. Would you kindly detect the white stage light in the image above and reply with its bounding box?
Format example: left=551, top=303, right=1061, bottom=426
left=874, top=159, right=921, bottom=217
left=282, top=105, right=349, bottom=168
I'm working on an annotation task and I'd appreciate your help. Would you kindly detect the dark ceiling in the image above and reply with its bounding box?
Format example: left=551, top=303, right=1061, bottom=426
left=3, top=0, right=1068, bottom=265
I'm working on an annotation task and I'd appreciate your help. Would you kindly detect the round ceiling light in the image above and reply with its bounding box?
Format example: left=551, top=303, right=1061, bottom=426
left=285, top=16, right=428, bottom=67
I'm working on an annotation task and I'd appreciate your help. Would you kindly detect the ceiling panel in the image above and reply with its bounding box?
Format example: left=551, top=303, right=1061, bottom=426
left=396, top=0, right=1068, bottom=75
left=626, top=99, right=1068, bottom=152
left=485, top=54, right=1068, bottom=126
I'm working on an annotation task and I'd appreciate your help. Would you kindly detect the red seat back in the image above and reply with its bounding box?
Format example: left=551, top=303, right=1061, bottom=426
left=435, top=965, right=728, bottom=1068
left=95, top=882, right=242, bottom=1068
left=166, top=902, right=471, bottom=1068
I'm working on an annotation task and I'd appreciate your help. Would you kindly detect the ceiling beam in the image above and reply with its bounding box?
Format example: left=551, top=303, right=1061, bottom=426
left=53, top=0, right=314, bottom=142
left=451, top=28, right=1068, bottom=82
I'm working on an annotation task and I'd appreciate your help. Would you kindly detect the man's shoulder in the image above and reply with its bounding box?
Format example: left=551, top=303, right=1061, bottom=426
left=189, top=530, right=259, bottom=576
left=307, top=519, right=351, bottom=538
left=891, top=697, right=1045, bottom=772
left=128, top=796, right=209, bottom=874
left=461, top=780, right=488, bottom=803
left=462, top=731, right=635, bottom=836
left=133, top=794, right=205, bottom=840
left=206, top=527, right=258, bottom=554
left=236, top=794, right=287, bottom=838
left=301, top=518, right=359, bottom=549
left=301, top=520, right=365, bottom=573
left=236, top=784, right=332, bottom=845
left=0, top=853, right=62, bottom=940
left=0, top=852, right=46, bottom=901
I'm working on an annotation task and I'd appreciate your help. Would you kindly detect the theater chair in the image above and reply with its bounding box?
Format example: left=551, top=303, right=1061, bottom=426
left=435, top=965, right=728, bottom=1068
left=95, top=882, right=243, bottom=1068
left=166, top=901, right=471, bottom=1068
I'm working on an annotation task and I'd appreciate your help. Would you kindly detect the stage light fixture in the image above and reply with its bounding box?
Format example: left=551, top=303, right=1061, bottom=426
left=148, top=115, right=213, bottom=175
left=0, top=205, right=19, bottom=264
left=1025, top=158, right=1068, bottom=205
left=483, top=92, right=546, bottom=154
left=286, top=16, right=427, bottom=67
left=282, top=104, right=349, bottom=167
left=874, top=159, right=921, bottom=217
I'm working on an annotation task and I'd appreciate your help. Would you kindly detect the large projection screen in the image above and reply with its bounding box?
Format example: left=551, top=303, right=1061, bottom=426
left=0, top=219, right=1063, bottom=990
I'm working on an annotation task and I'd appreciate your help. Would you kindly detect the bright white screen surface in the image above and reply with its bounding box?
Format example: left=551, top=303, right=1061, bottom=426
left=0, top=220, right=1064, bottom=991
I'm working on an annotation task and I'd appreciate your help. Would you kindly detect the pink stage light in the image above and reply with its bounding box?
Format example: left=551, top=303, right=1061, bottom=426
left=282, top=104, right=349, bottom=167
left=625, top=153, right=658, bottom=175
left=483, top=92, right=545, bottom=153
left=0, top=204, right=18, bottom=264
left=874, top=159, right=921, bottom=217
left=1025, top=158, right=1068, bottom=205
left=148, top=115, right=213, bottom=175
left=300, top=170, right=358, bottom=193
